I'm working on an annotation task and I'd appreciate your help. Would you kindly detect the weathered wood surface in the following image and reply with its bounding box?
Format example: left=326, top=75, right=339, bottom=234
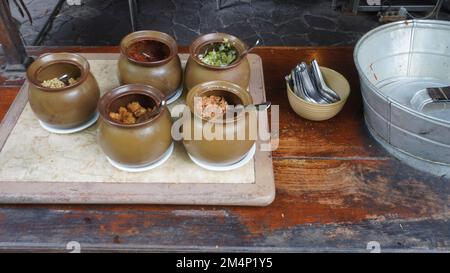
left=0, top=46, right=448, bottom=252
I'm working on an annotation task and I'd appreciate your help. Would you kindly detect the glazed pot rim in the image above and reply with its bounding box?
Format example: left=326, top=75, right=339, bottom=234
left=26, top=52, right=90, bottom=92
left=186, top=80, right=253, bottom=123
left=98, top=84, right=167, bottom=128
left=189, top=32, right=248, bottom=70
left=120, top=30, right=178, bottom=67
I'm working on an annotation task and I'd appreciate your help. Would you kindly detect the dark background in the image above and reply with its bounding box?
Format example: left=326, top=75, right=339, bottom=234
left=10, top=0, right=450, bottom=47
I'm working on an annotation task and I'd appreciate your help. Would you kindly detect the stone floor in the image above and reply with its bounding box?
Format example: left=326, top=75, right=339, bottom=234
left=9, top=0, right=450, bottom=46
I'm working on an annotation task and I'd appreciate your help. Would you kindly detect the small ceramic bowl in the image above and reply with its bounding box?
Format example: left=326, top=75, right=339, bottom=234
left=27, top=52, right=100, bottom=129
left=97, top=84, right=173, bottom=166
left=287, top=67, right=350, bottom=121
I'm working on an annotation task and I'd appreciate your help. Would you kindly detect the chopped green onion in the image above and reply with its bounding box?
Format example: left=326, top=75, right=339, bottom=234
left=199, top=38, right=237, bottom=67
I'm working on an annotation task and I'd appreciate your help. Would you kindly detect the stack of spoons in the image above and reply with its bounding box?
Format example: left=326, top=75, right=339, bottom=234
left=286, top=60, right=341, bottom=104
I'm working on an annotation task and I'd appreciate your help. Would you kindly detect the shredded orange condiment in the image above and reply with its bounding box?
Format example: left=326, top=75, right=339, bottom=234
left=195, top=95, right=229, bottom=120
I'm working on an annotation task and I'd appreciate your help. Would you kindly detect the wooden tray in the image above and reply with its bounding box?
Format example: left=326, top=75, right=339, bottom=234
left=0, top=53, right=275, bottom=206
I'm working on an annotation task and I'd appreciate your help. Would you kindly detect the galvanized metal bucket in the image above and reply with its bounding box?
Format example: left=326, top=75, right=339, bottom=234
left=354, top=20, right=450, bottom=176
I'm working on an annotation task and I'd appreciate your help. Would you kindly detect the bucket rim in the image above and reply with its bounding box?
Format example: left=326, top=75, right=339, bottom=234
left=353, top=19, right=450, bottom=125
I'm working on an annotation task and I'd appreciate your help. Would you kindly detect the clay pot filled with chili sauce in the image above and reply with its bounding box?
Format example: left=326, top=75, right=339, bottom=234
left=118, top=31, right=182, bottom=102
left=97, top=84, right=173, bottom=167
left=27, top=52, right=100, bottom=129
left=182, top=81, right=256, bottom=166
left=184, top=33, right=251, bottom=91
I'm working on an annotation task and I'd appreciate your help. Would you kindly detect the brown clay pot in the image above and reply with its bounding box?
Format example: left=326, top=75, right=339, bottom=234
left=118, top=30, right=182, bottom=100
left=27, top=53, right=100, bottom=129
left=182, top=81, right=255, bottom=165
left=184, top=33, right=251, bottom=91
left=97, top=84, right=173, bottom=166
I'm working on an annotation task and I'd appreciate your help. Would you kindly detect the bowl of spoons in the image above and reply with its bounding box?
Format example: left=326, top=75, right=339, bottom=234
left=286, top=60, right=350, bottom=121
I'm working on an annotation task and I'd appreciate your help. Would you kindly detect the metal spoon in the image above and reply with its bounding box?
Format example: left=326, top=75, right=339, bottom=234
left=142, top=52, right=154, bottom=60
left=58, top=74, right=71, bottom=86
left=292, top=68, right=315, bottom=103
left=311, top=60, right=339, bottom=103
left=309, top=67, right=334, bottom=104
left=287, top=69, right=314, bottom=103
left=222, top=101, right=271, bottom=120
left=297, top=63, right=328, bottom=104
left=253, top=101, right=271, bottom=111
left=228, top=101, right=271, bottom=113
left=288, top=72, right=303, bottom=99
left=242, top=39, right=260, bottom=57
left=136, top=100, right=166, bottom=123
left=234, top=39, right=261, bottom=63
left=311, top=59, right=341, bottom=103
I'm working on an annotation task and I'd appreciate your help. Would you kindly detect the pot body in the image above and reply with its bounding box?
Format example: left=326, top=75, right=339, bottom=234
left=117, top=30, right=182, bottom=99
left=183, top=114, right=255, bottom=165
left=97, top=84, right=173, bottom=166
left=27, top=53, right=100, bottom=129
left=182, top=81, right=255, bottom=165
left=98, top=107, right=172, bottom=166
left=118, top=54, right=182, bottom=98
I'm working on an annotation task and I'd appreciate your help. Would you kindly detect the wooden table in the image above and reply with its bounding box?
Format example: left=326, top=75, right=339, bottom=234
left=0, top=46, right=448, bottom=252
